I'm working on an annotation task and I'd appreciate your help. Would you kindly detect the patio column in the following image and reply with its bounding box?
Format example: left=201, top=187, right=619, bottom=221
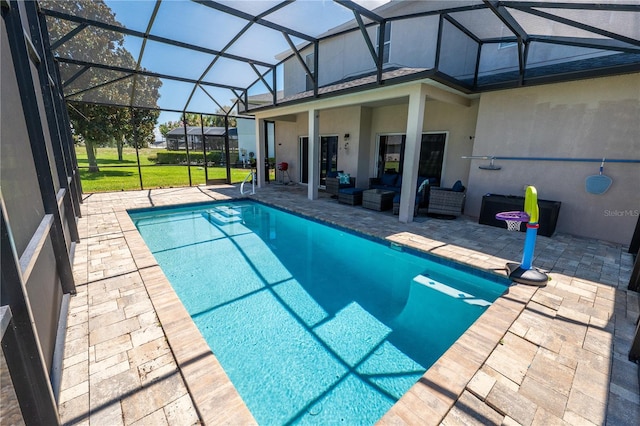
left=255, top=118, right=266, bottom=188
left=308, top=109, right=320, bottom=200
left=398, top=84, right=428, bottom=222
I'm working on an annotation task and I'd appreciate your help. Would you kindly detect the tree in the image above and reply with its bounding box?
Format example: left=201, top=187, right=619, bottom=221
left=159, top=108, right=238, bottom=130
left=42, top=0, right=161, bottom=170
left=67, top=104, right=127, bottom=171
left=129, top=108, right=159, bottom=149
left=159, top=121, right=181, bottom=139
left=211, top=107, right=238, bottom=127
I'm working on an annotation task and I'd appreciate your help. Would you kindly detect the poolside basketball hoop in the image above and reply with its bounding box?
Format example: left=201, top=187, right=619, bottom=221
left=495, top=211, right=529, bottom=232
left=495, top=187, right=548, bottom=287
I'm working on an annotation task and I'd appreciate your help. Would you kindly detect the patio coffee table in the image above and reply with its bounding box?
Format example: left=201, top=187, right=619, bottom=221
left=363, top=189, right=395, bottom=211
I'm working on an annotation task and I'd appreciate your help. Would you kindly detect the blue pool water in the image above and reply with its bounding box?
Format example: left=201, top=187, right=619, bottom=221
left=130, top=201, right=508, bottom=425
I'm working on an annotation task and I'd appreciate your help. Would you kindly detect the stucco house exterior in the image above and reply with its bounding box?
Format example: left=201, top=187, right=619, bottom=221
left=244, top=1, right=639, bottom=246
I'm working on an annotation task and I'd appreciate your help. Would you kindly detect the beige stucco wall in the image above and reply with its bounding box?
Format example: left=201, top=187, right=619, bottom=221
left=390, top=15, right=438, bottom=69
left=357, top=107, right=373, bottom=188
left=283, top=29, right=377, bottom=97
left=318, top=30, right=377, bottom=86
left=272, top=97, right=479, bottom=188
left=273, top=106, right=364, bottom=184
left=266, top=74, right=637, bottom=245
left=272, top=118, right=303, bottom=182
left=468, top=73, right=640, bottom=245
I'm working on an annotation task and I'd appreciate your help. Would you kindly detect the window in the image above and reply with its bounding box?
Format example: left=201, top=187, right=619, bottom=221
left=299, top=135, right=338, bottom=186
left=377, top=133, right=446, bottom=185
left=377, top=134, right=404, bottom=176
left=418, top=134, right=445, bottom=185
left=499, top=41, right=517, bottom=49
left=377, top=22, right=391, bottom=64
left=305, top=53, right=315, bottom=91
left=499, top=24, right=517, bottom=50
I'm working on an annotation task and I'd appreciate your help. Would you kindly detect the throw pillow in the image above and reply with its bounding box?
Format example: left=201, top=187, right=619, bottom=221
left=452, top=180, right=465, bottom=192
left=418, top=178, right=429, bottom=193
left=338, top=172, right=351, bottom=184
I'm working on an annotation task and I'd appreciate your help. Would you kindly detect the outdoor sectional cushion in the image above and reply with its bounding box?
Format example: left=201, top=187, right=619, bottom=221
left=393, top=176, right=431, bottom=206
left=380, top=172, right=398, bottom=186
left=370, top=175, right=437, bottom=201
left=369, top=173, right=400, bottom=192
left=339, top=187, right=364, bottom=195
left=393, top=193, right=422, bottom=205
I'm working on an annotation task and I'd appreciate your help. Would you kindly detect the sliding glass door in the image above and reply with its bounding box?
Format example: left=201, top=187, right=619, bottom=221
left=299, top=137, right=309, bottom=184
left=319, top=136, right=338, bottom=186
left=377, top=134, right=404, bottom=176
left=418, top=133, right=446, bottom=185
left=377, top=133, right=446, bottom=185
left=299, top=135, right=338, bottom=186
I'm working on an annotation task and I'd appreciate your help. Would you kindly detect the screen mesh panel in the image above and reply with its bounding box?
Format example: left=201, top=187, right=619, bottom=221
left=439, top=19, right=479, bottom=86
left=37, top=0, right=640, bottom=111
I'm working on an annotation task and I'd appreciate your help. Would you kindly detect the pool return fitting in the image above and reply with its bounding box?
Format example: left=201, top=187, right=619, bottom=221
left=495, top=186, right=548, bottom=286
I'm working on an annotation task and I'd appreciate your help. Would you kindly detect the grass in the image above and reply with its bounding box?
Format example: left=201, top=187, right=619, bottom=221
left=76, top=147, right=264, bottom=192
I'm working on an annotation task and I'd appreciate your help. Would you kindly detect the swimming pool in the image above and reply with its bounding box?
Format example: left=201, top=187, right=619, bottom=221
left=130, top=201, right=508, bottom=424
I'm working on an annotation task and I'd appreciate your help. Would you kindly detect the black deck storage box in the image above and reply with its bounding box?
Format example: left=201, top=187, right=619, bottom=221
left=479, top=194, right=561, bottom=237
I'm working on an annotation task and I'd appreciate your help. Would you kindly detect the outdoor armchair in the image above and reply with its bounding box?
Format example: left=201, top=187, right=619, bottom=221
left=326, top=171, right=356, bottom=197
left=427, top=181, right=466, bottom=217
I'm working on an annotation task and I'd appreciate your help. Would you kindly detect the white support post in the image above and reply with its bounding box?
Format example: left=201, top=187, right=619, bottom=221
left=399, top=84, right=428, bottom=223
left=308, top=109, right=320, bottom=200
left=255, top=118, right=266, bottom=188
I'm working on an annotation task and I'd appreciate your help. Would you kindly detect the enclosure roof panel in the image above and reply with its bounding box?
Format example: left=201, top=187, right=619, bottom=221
left=39, top=0, right=640, bottom=114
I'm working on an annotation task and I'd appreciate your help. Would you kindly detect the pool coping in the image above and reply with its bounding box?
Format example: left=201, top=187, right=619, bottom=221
left=117, top=210, right=256, bottom=424
left=116, top=200, right=538, bottom=425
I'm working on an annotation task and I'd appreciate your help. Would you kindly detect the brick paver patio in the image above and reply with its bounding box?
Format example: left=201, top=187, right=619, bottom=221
left=58, top=184, right=639, bottom=425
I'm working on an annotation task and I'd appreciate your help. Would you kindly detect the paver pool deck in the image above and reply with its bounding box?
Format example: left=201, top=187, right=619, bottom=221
left=57, top=184, right=639, bottom=425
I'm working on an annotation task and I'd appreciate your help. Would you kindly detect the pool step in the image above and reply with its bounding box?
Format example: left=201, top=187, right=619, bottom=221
left=412, top=274, right=492, bottom=307
left=203, top=206, right=243, bottom=224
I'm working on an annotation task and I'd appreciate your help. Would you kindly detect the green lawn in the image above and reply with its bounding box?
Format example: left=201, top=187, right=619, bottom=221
left=75, top=147, right=258, bottom=192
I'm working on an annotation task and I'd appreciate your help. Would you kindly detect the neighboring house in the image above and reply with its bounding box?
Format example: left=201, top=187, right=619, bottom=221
left=236, top=117, right=272, bottom=165
left=165, top=126, right=238, bottom=151
left=165, top=124, right=265, bottom=168
left=246, top=1, right=639, bottom=246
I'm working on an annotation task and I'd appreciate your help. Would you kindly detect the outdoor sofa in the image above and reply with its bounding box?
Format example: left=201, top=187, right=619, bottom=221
left=368, top=172, right=437, bottom=216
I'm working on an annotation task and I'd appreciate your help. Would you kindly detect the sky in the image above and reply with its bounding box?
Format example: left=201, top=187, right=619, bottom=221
left=104, top=0, right=391, bottom=131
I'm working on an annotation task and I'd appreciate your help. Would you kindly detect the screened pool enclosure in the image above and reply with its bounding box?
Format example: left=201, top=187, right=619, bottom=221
left=2, top=0, right=639, bottom=424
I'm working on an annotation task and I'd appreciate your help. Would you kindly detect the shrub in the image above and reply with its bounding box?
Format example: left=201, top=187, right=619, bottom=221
left=147, top=153, right=158, bottom=163
left=155, top=151, right=205, bottom=164
left=153, top=150, right=240, bottom=165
